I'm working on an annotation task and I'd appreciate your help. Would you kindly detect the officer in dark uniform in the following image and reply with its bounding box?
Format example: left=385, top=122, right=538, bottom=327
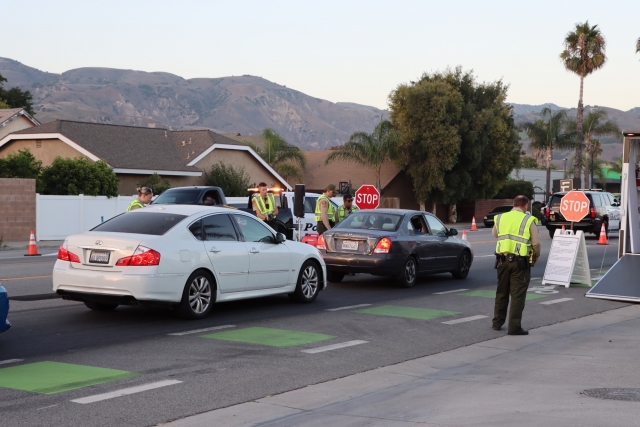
left=492, top=195, right=541, bottom=335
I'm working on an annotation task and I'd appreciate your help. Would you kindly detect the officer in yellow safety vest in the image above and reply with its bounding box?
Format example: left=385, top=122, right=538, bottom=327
left=252, top=182, right=278, bottom=230
left=314, top=184, right=336, bottom=235
left=127, top=187, right=153, bottom=211
left=335, top=194, right=358, bottom=223
left=492, top=195, right=541, bottom=336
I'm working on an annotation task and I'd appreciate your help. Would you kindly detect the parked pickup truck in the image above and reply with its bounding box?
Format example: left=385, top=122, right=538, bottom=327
left=227, top=189, right=339, bottom=241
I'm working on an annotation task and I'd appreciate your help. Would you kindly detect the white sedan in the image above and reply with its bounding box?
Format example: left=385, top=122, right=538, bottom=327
left=53, top=205, right=327, bottom=319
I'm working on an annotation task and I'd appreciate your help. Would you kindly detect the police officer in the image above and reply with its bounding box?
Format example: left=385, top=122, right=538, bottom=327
left=492, top=195, right=541, bottom=335
left=252, top=182, right=278, bottom=230
left=127, top=187, right=153, bottom=211
left=315, top=184, right=336, bottom=235
left=335, top=194, right=359, bottom=223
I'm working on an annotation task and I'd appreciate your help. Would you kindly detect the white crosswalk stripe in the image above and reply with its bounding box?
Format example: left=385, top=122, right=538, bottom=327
left=442, top=315, right=488, bottom=325
left=71, top=380, right=183, bottom=404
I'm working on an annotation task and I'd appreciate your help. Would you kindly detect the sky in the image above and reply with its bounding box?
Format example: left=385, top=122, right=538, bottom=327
left=3, top=0, right=640, bottom=111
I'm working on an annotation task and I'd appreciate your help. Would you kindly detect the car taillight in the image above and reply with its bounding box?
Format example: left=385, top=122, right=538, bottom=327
left=58, top=246, right=80, bottom=263
left=116, top=246, right=161, bottom=266
left=544, top=207, right=550, bottom=218
left=590, top=207, right=597, bottom=219
left=374, top=237, right=392, bottom=254
left=316, top=234, right=326, bottom=251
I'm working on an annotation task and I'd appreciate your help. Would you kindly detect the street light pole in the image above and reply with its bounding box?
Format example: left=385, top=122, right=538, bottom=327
left=563, top=158, right=567, bottom=177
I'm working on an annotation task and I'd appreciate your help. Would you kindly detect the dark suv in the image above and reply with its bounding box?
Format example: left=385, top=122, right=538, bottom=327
left=541, top=191, right=620, bottom=238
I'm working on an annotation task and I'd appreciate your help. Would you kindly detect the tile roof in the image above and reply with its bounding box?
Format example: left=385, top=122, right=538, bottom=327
left=10, top=120, right=248, bottom=173
left=303, top=150, right=401, bottom=192
left=0, top=108, right=40, bottom=127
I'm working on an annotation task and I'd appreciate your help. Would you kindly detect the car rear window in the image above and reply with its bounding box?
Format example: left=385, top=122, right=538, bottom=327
left=152, top=189, right=201, bottom=205
left=492, top=206, right=512, bottom=213
left=91, top=213, right=187, bottom=235
left=549, top=194, right=564, bottom=207
left=336, top=213, right=402, bottom=231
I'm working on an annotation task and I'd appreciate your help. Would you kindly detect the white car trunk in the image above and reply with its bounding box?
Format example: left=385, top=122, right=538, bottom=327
left=65, top=233, right=143, bottom=271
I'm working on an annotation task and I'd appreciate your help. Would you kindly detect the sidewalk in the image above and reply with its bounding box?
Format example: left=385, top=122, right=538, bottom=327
left=0, top=240, right=63, bottom=259
left=165, top=305, right=640, bottom=427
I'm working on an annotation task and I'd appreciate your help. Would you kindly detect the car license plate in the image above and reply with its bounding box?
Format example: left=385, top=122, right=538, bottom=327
left=550, top=214, right=556, bottom=221
left=341, top=241, right=358, bottom=251
left=89, top=250, right=110, bottom=264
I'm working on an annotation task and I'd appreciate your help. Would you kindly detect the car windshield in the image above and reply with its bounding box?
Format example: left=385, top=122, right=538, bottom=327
left=152, top=189, right=201, bottom=205
left=335, top=213, right=402, bottom=231
left=91, top=212, right=187, bottom=235
left=492, top=206, right=513, bottom=213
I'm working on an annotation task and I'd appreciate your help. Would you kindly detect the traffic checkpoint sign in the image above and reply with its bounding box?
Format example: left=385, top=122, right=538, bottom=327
left=559, top=191, right=590, bottom=223
left=354, top=185, right=380, bottom=209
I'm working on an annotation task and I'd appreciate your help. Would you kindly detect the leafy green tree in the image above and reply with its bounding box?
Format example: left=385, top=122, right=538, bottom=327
left=494, top=179, right=534, bottom=200
left=40, top=158, right=119, bottom=197
left=138, top=173, right=171, bottom=195
left=389, top=78, right=462, bottom=208
left=205, top=161, right=250, bottom=197
left=250, top=129, right=306, bottom=183
left=0, top=99, right=9, bottom=109
left=560, top=22, right=607, bottom=187
left=0, top=148, right=42, bottom=180
left=517, top=155, right=540, bottom=169
left=578, top=109, right=619, bottom=188
left=0, top=73, right=35, bottom=115
left=522, top=108, right=575, bottom=202
left=324, top=119, right=399, bottom=189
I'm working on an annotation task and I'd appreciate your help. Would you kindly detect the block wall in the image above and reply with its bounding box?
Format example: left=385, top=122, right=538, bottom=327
left=0, top=178, right=36, bottom=242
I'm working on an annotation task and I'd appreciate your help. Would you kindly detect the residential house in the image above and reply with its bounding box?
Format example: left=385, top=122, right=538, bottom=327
left=0, top=108, right=40, bottom=141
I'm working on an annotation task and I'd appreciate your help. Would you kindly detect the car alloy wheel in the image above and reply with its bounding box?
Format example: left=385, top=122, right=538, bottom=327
left=301, top=265, right=319, bottom=298
left=452, top=251, right=471, bottom=279
left=189, top=276, right=212, bottom=314
left=397, top=256, right=417, bottom=288
left=290, top=260, right=321, bottom=303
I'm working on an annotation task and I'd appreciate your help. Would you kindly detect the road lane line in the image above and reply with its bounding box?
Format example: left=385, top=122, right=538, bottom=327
left=0, top=275, right=52, bottom=281
left=433, top=289, right=468, bottom=295
left=302, top=340, right=368, bottom=354
left=326, top=304, right=372, bottom=311
left=540, top=298, right=574, bottom=305
left=71, top=380, right=182, bottom=404
left=442, top=315, right=488, bottom=325
left=168, top=325, right=235, bottom=336
left=0, top=359, right=23, bottom=365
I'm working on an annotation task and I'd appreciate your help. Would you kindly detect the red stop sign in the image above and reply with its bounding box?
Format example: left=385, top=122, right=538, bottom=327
left=560, top=191, right=590, bottom=222
left=355, top=185, right=380, bottom=209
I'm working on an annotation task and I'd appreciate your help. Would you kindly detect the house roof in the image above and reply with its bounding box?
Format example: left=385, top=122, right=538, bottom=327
left=303, top=150, right=402, bottom=192
left=0, top=108, right=40, bottom=128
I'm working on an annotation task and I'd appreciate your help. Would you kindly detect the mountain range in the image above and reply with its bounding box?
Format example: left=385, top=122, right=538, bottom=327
left=1, top=57, right=639, bottom=159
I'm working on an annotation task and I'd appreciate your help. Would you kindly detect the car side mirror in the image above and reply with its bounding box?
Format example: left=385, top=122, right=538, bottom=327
left=448, top=228, right=458, bottom=236
left=276, top=233, right=287, bottom=244
left=203, top=199, right=215, bottom=206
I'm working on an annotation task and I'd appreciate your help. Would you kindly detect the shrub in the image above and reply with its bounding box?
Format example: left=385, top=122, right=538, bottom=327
left=493, top=179, right=534, bottom=200
left=205, top=162, right=250, bottom=197
left=40, top=157, right=119, bottom=197
left=138, top=173, right=171, bottom=195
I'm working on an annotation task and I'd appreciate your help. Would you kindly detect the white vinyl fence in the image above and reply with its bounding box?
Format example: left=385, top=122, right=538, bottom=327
left=36, top=194, right=134, bottom=241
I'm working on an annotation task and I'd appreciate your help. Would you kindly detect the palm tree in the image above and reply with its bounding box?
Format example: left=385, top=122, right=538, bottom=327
left=325, top=119, right=399, bottom=190
left=572, top=109, right=620, bottom=188
left=636, top=37, right=640, bottom=56
left=560, top=21, right=607, bottom=188
left=522, top=108, right=575, bottom=202
left=610, top=156, right=623, bottom=175
left=250, top=128, right=306, bottom=183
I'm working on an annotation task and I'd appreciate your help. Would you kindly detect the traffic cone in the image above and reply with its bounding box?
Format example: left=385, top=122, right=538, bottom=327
left=598, top=223, right=608, bottom=245
left=561, top=225, right=565, bottom=234
left=24, top=230, right=41, bottom=256
left=471, top=217, right=478, bottom=231
left=462, top=230, right=468, bottom=241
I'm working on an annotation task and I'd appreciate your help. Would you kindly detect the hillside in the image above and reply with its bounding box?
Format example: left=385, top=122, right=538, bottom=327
left=0, top=58, right=387, bottom=150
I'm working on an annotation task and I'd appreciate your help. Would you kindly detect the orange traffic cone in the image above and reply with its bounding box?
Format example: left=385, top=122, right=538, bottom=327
left=561, top=225, right=565, bottom=234
left=471, top=217, right=478, bottom=231
left=25, top=230, right=41, bottom=256
left=597, top=223, right=608, bottom=245
left=462, top=230, right=468, bottom=241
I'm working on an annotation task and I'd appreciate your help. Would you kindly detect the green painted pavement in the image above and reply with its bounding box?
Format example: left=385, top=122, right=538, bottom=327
left=356, top=305, right=458, bottom=320
left=0, top=361, right=138, bottom=394
left=202, top=327, right=335, bottom=347
left=461, top=290, right=548, bottom=300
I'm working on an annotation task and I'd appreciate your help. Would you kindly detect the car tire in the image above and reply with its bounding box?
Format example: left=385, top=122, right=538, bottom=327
left=290, top=260, right=321, bottom=303
left=549, top=228, right=555, bottom=239
left=326, top=271, right=345, bottom=283
left=176, top=270, right=215, bottom=320
left=452, top=250, right=471, bottom=280
left=84, top=301, right=118, bottom=311
left=396, top=256, right=418, bottom=288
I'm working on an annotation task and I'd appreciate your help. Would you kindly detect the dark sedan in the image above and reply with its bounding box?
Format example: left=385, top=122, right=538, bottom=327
left=317, top=209, right=473, bottom=287
left=483, top=205, right=513, bottom=228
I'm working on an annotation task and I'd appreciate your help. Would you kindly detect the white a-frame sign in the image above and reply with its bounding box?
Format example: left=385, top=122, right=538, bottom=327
left=542, top=230, right=592, bottom=288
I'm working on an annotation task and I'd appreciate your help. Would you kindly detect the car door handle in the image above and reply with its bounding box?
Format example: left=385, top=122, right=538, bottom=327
left=250, top=248, right=260, bottom=253
left=209, top=247, right=221, bottom=253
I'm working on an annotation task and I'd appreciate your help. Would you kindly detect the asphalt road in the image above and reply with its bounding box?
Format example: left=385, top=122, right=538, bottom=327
left=0, top=227, right=626, bottom=427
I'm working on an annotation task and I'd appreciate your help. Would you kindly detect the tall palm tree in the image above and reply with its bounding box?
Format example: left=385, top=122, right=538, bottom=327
left=560, top=21, right=607, bottom=188
left=610, top=156, right=623, bottom=175
left=636, top=37, right=640, bottom=56
left=325, top=119, right=399, bottom=190
left=569, top=109, right=620, bottom=188
left=250, top=128, right=306, bottom=183
left=522, top=108, right=575, bottom=201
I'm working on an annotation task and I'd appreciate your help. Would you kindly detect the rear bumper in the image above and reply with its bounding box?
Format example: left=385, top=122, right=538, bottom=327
left=321, top=252, right=402, bottom=276
left=546, top=218, right=602, bottom=233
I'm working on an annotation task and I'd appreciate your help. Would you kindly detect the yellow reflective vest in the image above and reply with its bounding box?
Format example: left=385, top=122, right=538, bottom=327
left=495, top=210, right=537, bottom=256
left=253, top=193, right=276, bottom=220
left=127, top=199, right=145, bottom=211
left=337, top=204, right=359, bottom=222
left=314, top=194, right=335, bottom=222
